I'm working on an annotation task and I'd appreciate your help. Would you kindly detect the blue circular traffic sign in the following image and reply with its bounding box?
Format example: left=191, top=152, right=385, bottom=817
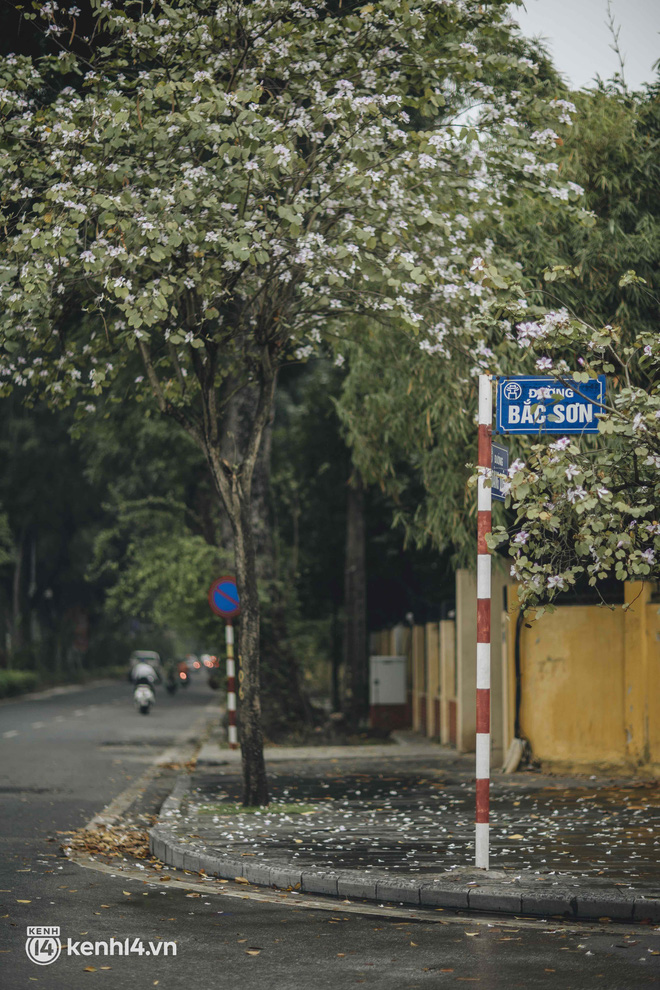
left=208, top=576, right=240, bottom=618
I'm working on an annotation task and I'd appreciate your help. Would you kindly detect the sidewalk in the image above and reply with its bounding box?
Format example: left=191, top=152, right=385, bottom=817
left=150, top=735, right=660, bottom=922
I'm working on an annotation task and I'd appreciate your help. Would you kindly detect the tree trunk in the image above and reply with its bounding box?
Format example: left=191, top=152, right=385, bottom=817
left=231, top=497, right=269, bottom=806
left=138, top=338, right=276, bottom=807
left=343, top=477, right=367, bottom=724
left=219, top=380, right=274, bottom=574
left=218, top=379, right=309, bottom=739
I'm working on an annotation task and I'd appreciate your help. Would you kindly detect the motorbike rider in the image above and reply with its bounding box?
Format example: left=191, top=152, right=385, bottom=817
left=131, top=658, right=161, bottom=689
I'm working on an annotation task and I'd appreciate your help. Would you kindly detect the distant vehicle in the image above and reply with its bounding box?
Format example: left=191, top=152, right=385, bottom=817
left=129, top=650, right=162, bottom=678
left=177, top=660, right=190, bottom=687
left=134, top=682, right=155, bottom=715
left=185, top=655, right=201, bottom=671
left=202, top=654, right=219, bottom=669
left=164, top=661, right=178, bottom=694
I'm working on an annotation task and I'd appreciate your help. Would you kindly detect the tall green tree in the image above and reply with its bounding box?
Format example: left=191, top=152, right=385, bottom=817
left=0, top=0, right=581, bottom=802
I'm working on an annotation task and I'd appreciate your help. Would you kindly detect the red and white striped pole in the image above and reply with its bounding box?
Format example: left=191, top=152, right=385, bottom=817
left=226, top=619, right=238, bottom=750
left=476, top=374, right=492, bottom=870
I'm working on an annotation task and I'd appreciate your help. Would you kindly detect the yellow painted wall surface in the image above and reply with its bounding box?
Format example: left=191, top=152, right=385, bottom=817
left=647, top=602, right=660, bottom=763
left=519, top=606, right=626, bottom=765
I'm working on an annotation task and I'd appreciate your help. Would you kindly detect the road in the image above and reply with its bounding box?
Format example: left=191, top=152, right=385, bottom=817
left=1, top=675, right=658, bottom=989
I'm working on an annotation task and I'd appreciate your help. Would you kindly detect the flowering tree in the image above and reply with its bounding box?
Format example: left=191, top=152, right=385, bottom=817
left=341, top=79, right=660, bottom=607
left=483, top=81, right=660, bottom=612
left=0, top=0, right=584, bottom=801
left=487, top=273, right=660, bottom=612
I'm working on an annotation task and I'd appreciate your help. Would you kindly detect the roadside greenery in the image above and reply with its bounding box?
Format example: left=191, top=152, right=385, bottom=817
left=0, top=0, right=584, bottom=800
left=0, top=669, right=38, bottom=698
left=340, top=77, right=660, bottom=603
left=487, top=273, right=660, bottom=611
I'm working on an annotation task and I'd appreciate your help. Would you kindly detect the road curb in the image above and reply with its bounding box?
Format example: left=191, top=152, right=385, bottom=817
left=149, top=775, right=660, bottom=923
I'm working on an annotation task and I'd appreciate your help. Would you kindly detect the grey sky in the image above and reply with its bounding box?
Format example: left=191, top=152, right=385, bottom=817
left=513, top=0, right=660, bottom=91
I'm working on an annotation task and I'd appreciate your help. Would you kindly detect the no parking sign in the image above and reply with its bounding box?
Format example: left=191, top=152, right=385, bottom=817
left=208, top=575, right=241, bottom=619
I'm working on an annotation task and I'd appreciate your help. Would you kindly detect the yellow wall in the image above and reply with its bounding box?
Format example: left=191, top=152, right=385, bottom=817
left=506, top=582, right=660, bottom=769
left=647, top=601, right=660, bottom=764
left=517, top=605, right=626, bottom=764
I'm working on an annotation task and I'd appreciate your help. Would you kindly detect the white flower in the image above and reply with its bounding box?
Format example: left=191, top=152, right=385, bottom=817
left=513, top=531, right=529, bottom=545
left=272, top=144, right=291, bottom=166
left=565, top=463, right=580, bottom=480
left=547, top=575, right=565, bottom=590
left=640, top=548, right=656, bottom=565
left=470, top=256, right=486, bottom=274
left=550, top=437, right=571, bottom=451
left=536, top=356, right=553, bottom=371
left=508, top=458, right=525, bottom=476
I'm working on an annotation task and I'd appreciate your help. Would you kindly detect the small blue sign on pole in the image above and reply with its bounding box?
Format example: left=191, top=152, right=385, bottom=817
left=496, top=375, right=606, bottom=435
left=491, top=442, right=508, bottom=502
left=208, top=575, right=241, bottom=619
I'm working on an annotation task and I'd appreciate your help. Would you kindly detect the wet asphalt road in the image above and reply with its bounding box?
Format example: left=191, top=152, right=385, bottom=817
left=1, top=678, right=659, bottom=990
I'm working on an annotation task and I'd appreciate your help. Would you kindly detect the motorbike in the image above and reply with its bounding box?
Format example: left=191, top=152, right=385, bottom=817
left=134, top=681, right=155, bottom=714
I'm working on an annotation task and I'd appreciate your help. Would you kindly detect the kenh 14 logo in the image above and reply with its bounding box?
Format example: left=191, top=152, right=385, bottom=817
left=25, top=926, right=62, bottom=966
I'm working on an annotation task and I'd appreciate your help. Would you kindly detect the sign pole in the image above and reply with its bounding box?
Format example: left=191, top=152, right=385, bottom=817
left=225, top=619, right=238, bottom=751
left=208, top=575, right=241, bottom=752
left=476, top=374, right=492, bottom=870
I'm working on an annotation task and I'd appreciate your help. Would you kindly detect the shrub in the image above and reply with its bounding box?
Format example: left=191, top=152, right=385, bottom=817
left=0, top=670, right=39, bottom=699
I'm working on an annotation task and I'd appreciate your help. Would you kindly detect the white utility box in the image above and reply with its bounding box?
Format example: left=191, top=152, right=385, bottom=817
left=369, top=656, right=409, bottom=730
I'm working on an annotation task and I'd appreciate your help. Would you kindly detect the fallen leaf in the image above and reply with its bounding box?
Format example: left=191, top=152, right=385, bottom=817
left=245, top=949, right=261, bottom=956
left=122, top=891, right=131, bottom=897
left=83, top=966, right=97, bottom=972
left=234, top=877, right=249, bottom=885
left=16, top=900, right=31, bottom=904
left=508, top=834, right=524, bottom=840
left=337, top=953, right=345, bottom=958
left=464, top=932, right=479, bottom=937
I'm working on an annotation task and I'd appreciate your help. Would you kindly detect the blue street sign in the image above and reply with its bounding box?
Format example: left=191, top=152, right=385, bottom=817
left=491, top=442, right=508, bottom=502
left=208, top=575, right=241, bottom=618
left=496, top=375, right=606, bottom=435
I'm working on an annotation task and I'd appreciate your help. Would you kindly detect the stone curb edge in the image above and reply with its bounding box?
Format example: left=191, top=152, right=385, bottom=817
left=149, top=775, right=660, bottom=924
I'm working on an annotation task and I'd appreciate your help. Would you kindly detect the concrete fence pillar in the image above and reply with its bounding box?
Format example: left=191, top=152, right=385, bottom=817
left=426, top=622, right=440, bottom=738
left=412, top=625, right=426, bottom=733
left=440, top=619, right=456, bottom=746
left=624, top=581, right=652, bottom=764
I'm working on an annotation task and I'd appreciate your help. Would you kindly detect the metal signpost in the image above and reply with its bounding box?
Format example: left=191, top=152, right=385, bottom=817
left=208, top=576, right=241, bottom=751
left=475, top=376, right=492, bottom=869
left=475, top=373, right=606, bottom=870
